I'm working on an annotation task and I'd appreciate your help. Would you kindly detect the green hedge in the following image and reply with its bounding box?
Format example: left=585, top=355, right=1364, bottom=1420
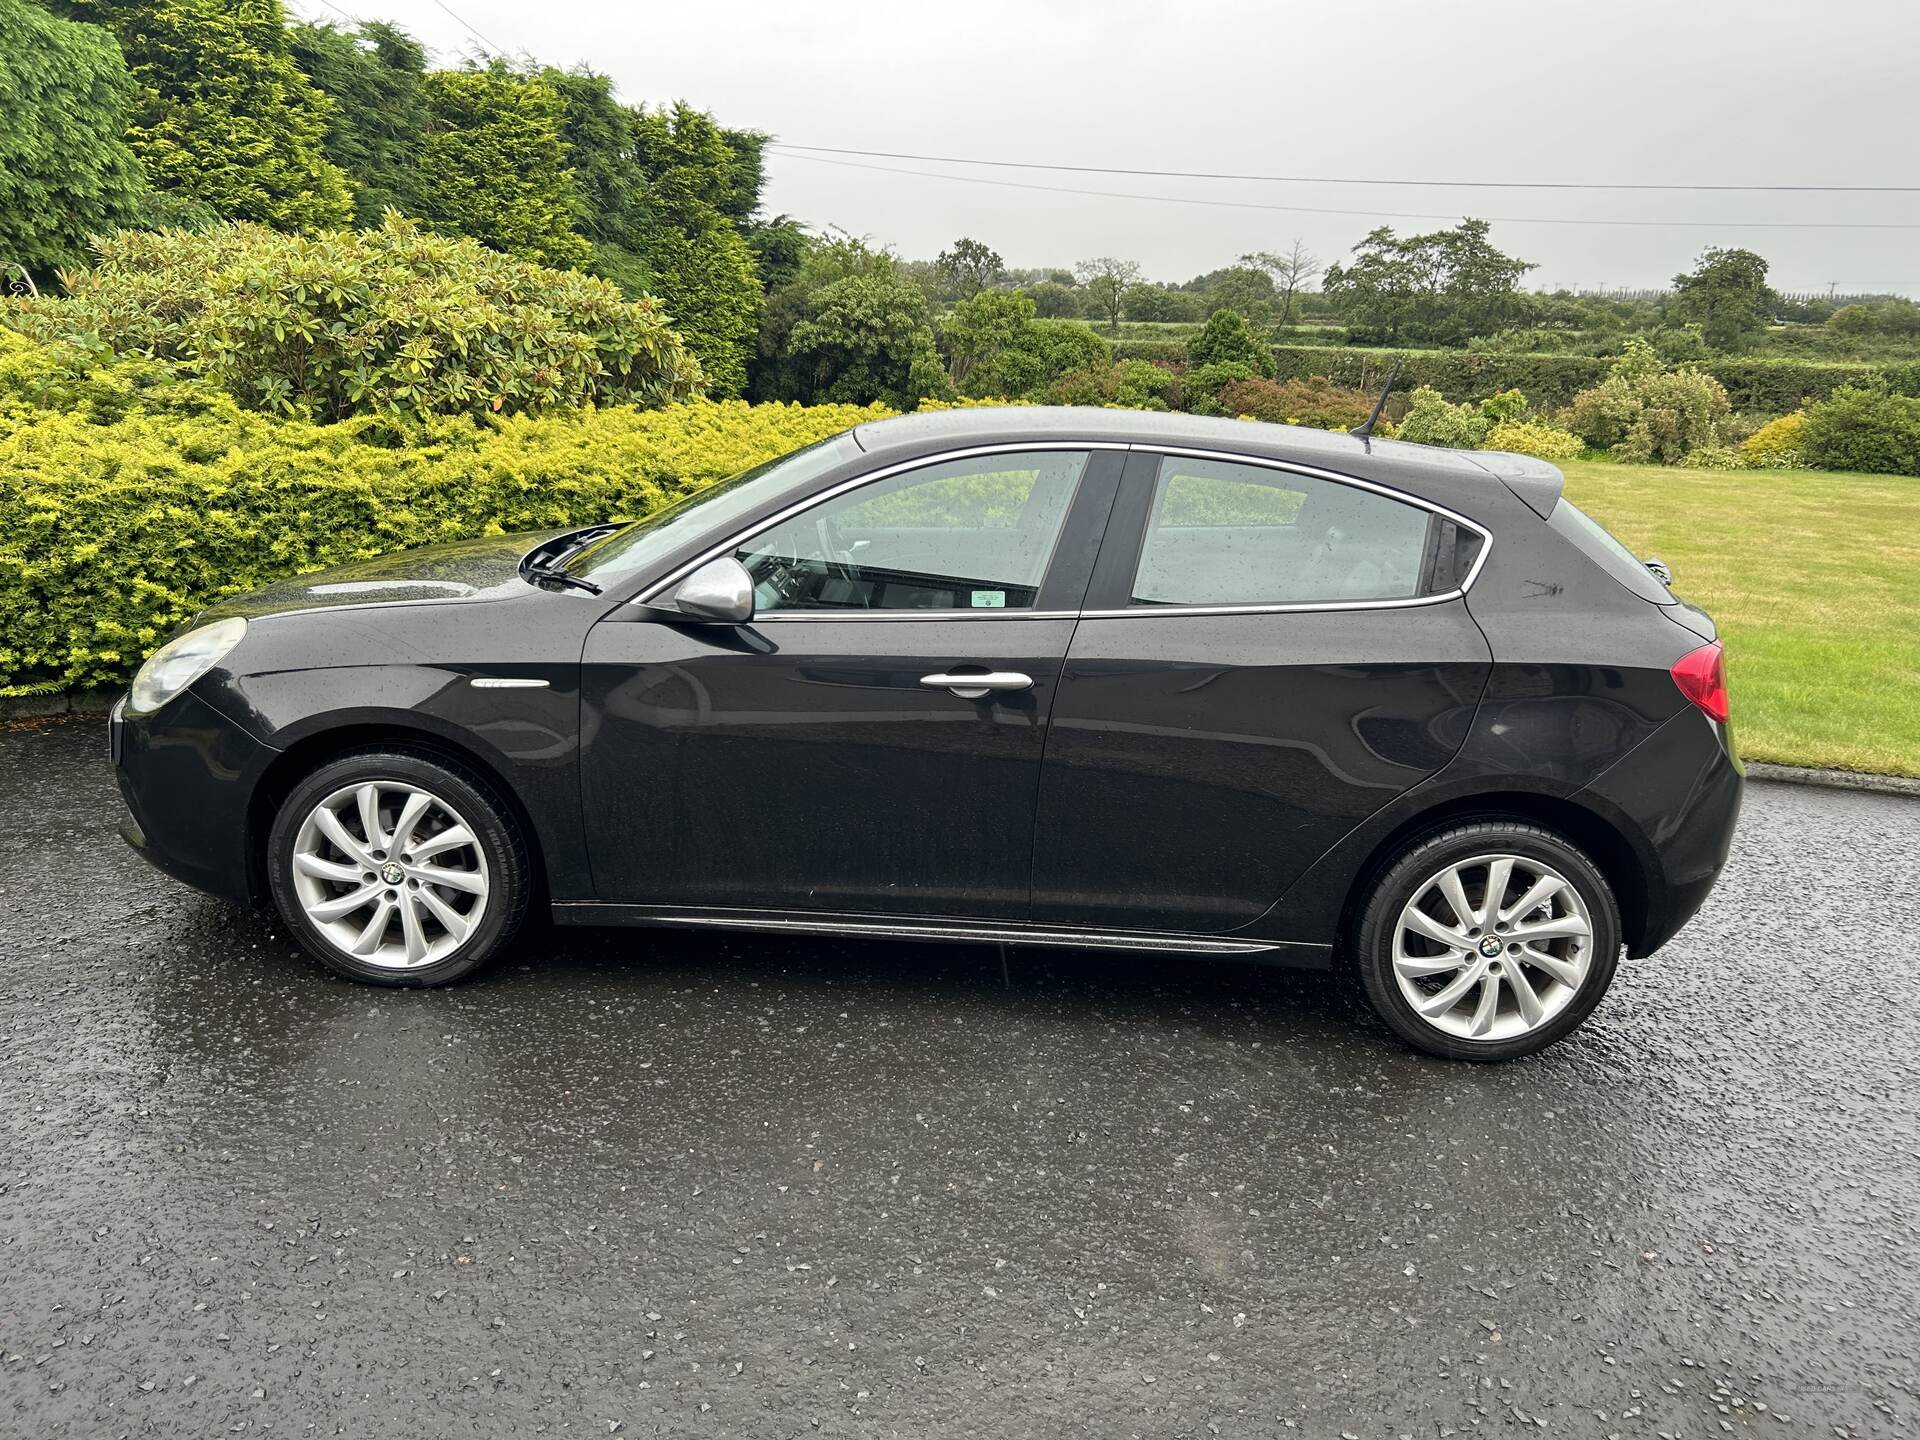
left=0, top=339, right=886, bottom=693
left=1116, top=339, right=1901, bottom=413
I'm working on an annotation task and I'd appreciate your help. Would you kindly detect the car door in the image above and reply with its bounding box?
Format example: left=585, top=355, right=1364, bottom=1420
left=1030, top=449, right=1494, bottom=934
left=579, top=446, right=1122, bottom=919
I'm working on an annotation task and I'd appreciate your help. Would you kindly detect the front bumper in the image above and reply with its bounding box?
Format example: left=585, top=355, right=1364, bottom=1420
left=113, top=686, right=278, bottom=907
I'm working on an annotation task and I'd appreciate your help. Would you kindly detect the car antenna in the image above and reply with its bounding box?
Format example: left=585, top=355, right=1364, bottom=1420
left=1349, top=359, right=1404, bottom=441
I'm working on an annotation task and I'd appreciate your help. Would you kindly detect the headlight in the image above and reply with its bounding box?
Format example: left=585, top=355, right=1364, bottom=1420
left=128, top=616, right=247, bottom=715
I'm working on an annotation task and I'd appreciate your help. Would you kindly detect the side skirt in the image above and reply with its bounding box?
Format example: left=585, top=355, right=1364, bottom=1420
left=549, top=903, right=1333, bottom=968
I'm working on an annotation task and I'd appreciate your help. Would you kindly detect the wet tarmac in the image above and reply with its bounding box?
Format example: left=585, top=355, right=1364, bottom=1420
left=2, top=713, right=1916, bottom=1437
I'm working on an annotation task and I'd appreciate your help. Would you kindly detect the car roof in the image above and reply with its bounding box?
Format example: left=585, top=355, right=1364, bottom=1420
left=851, top=406, right=1564, bottom=521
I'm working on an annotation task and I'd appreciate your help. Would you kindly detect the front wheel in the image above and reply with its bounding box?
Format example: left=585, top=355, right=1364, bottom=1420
left=1353, top=822, right=1621, bottom=1061
left=267, top=750, right=530, bottom=986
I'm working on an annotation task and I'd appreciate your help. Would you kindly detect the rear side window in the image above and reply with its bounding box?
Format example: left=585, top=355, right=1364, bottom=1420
left=1130, top=456, right=1434, bottom=607
left=1549, top=501, right=1675, bottom=604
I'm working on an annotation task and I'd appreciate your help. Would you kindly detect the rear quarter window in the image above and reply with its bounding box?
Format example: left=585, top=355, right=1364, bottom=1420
left=1548, top=501, right=1675, bottom=605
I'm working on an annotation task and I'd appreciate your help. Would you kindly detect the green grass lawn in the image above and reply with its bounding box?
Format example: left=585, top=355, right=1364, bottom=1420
left=1560, top=460, right=1920, bottom=777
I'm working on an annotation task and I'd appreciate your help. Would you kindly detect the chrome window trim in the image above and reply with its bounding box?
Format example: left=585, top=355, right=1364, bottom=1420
left=634, top=442, right=1120, bottom=609
left=751, top=609, right=1081, bottom=624
left=1078, top=591, right=1464, bottom=621
left=631, top=438, right=1492, bottom=622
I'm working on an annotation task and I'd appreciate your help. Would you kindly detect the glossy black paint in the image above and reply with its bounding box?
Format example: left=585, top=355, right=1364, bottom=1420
left=111, top=406, right=1742, bottom=965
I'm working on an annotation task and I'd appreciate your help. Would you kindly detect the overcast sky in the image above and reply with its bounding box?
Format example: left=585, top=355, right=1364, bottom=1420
left=304, top=0, right=1919, bottom=295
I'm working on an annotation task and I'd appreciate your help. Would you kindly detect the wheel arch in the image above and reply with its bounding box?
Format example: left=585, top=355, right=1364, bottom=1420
left=246, top=722, right=551, bottom=910
left=1330, top=789, right=1655, bottom=962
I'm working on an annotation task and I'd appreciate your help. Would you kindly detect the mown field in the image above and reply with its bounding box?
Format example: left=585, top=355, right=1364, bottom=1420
left=1563, top=460, right=1920, bottom=777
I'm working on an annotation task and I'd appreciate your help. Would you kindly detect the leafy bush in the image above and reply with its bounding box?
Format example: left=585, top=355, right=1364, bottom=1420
left=962, top=315, right=1109, bottom=400
left=1479, top=388, right=1530, bottom=424
left=1685, top=445, right=1747, bottom=471
left=1741, top=412, right=1809, bottom=469
left=1215, top=376, right=1373, bottom=430
left=1395, top=385, right=1491, bottom=449
left=1483, top=420, right=1583, bottom=461
left=1565, top=341, right=1731, bottom=464
left=1265, top=343, right=1887, bottom=415
left=3, top=217, right=700, bottom=422
left=1186, top=309, right=1274, bottom=377
left=1800, top=385, right=1920, bottom=476
left=1042, top=359, right=1180, bottom=410
left=1182, top=360, right=1259, bottom=415
left=0, top=332, right=887, bottom=693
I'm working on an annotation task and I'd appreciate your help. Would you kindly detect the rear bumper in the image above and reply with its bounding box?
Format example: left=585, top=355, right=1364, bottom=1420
left=113, top=687, right=277, bottom=907
left=1579, top=708, right=1743, bottom=956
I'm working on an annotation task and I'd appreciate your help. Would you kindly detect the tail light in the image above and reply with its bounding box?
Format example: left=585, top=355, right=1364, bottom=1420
left=1671, top=640, right=1730, bottom=723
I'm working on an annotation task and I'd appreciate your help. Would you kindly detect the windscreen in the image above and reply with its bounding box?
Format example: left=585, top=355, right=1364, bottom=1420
left=564, top=431, right=863, bottom=589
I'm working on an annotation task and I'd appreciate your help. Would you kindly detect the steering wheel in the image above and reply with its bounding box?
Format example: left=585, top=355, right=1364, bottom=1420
left=815, top=514, right=864, bottom=592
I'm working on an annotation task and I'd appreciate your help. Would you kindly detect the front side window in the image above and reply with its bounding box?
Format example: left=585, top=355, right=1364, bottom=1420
left=736, top=450, right=1087, bottom=613
left=1130, top=456, right=1433, bottom=607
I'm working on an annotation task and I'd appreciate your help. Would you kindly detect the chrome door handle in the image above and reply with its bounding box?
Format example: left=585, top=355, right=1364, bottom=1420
left=919, top=670, right=1034, bottom=699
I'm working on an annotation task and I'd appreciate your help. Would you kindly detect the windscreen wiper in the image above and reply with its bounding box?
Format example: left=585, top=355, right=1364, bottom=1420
left=522, top=563, right=602, bottom=595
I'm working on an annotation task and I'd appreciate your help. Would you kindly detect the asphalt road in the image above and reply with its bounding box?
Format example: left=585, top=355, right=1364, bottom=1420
left=2, top=714, right=1916, bottom=1439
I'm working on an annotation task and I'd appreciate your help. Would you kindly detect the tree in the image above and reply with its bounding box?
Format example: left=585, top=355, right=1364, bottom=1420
left=1186, top=309, right=1274, bottom=376
left=0, top=0, right=149, bottom=281
left=745, top=215, right=808, bottom=292
left=933, top=237, right=1005, bottom=300
left=1122, top=282, right=1203, bottom=323
left=541, top=67, right=647, bottom=278
left=1204, top=265, right=1275, bottom=327
left=1322, top=220, right=1533, bottom=344
left=1670, top=247, right=1774, bottom=352
left=1073, top=256, right=1140, bottom=332
left=753, top=232, right=945, bottom=407
left=56, top=0, right=353, bottom=233
left=628, top=102, right=762, bottom=396
left=1242, top=240, right=1319, bottom=325
left=1024, top=280, right=1083, bottom=319
left=939, top=287, right=1032, bottom=389
left=288, top=20, right=429, bottom=224
left=414, top=67, right=589, bottom=270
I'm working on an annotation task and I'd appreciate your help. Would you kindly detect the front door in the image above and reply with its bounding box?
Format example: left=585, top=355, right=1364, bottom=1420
left=580, top=447, right=1119, bottom=919
left=1031, top=450, right=1494, bottom=933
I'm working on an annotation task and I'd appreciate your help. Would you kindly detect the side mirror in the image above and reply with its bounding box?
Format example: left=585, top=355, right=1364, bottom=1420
left=672, top=556, right=755, bottom=624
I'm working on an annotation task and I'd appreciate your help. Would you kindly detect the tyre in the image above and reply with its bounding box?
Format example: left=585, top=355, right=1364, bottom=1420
left=1353, top=822, right=1621, bottom=1061
left=267, top=749, right=529, bottom=986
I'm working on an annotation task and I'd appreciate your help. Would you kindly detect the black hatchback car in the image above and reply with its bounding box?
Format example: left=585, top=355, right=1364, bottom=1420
left=112, top=407, right=1741, bottom=1059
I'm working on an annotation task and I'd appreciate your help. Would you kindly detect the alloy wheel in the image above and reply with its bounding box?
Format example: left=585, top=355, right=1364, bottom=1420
left=288, top=781, right=490, bottom=969
left=1391, top=852, right=1593, bottom=1042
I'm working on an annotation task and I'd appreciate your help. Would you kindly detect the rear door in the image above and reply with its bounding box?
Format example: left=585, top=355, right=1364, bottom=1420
left=580, top=446, right=1121, bottom=919
left=1030, top=449, right=1493, bottom=933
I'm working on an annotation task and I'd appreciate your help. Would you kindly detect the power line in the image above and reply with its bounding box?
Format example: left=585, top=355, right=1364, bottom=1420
left=289, top=0, right=361, bottom=24
left=766, top=149, right=1920, bottom=232
left=772, top=143, right=1920, bottom=196
left=419, top=0, right=505, bottom=53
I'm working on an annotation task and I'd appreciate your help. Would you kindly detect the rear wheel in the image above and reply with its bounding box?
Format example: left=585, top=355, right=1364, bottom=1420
left=267, top=750, right=529, bottom=986
left=1354, top=822, right=1621, bottom=1061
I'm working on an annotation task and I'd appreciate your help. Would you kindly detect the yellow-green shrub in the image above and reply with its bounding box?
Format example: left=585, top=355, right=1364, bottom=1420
left=0, top=352, right=889, bottom=693
left=1741, top=411, right=1809, bottom=468
left=2, top=216, right=701, bottom=422
left=1483, top=420, right=1583, bottom=461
